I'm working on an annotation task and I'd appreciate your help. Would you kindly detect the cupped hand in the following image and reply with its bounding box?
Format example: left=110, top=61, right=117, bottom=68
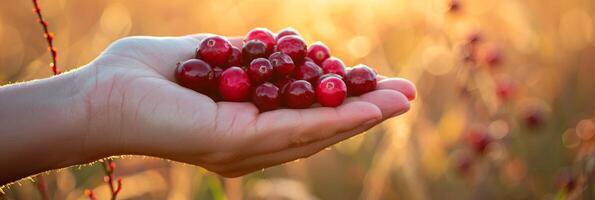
left=80, top=34, right=416, bottom=177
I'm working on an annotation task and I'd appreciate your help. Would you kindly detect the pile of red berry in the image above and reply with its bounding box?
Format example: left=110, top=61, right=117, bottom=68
left=175, top=28, right=377, bottom=112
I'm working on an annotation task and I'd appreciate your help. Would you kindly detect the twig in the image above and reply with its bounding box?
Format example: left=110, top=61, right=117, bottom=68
left=31, top=0, right=60, bottom=75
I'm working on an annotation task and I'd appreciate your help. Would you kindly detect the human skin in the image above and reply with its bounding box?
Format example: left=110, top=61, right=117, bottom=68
left=0, top=34, right=416, bottom=185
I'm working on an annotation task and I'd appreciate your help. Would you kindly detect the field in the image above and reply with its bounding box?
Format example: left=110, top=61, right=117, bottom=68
left=1, top=0, right=594, bottom=199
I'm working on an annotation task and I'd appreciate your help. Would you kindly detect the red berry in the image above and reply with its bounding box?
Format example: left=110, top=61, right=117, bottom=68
left=495, top=74, right=516, bottom=101
left=242, top=40, right=268, bottom=65
left=253, top=82, right=281, bottom=112
left=175, top=59, right=215, bottom=93
left=295, top=61, right=323, bottom=84
left=316, top=76, right=347, bottom=107
left=556, top=169, right=577, bottom=192
left=248, top=58, right=274, bottom=84
left=318, top=73, right=343, bottom=84
left=268, top=52, right=295, bottom=78
left=285, top=80, right=315, bottom=109
left=213, top=66, right=223, bottom=81
left=523, top=107, right=545, bottom=129
left=274, top=78, right=295, bottom=97
left=219, top=67, right=252, bottom=102
left=345, top=64, right=377, bottom=95
left=226, top=47, right=242, bottom=68
left=276, top=27, right=300, bottom=41
left=464, top=126, right=492, bottom=154
left=483, top=47, right=503, bottom=66
left=306, top=42, right=331, bottom=65
left=454, top=151, right=473, bottom=175
left=245, top=28, right=276, bottom=55
left=449, top=0, right=461, bottom=12
left=197, top=36, right=232, bottom=66
left=276, top=35, right=307, bottom=64
left=321, top=57, right=346, bottom=77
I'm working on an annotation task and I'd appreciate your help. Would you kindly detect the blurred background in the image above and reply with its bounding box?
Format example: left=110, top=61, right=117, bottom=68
left=1, top=0, right=594, bottom=199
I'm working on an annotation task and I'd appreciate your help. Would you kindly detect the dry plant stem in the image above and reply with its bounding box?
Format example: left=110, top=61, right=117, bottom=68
left=32, top=0, right=60, bottom=75
left=102, top=159, right=122, bottom=200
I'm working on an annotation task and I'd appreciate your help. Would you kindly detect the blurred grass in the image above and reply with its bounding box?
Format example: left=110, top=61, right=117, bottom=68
left=1, top=0, right=595, bottom=199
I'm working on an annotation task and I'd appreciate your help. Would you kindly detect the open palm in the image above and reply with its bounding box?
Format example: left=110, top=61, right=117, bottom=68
left=83, top=34, right=416, bottom=177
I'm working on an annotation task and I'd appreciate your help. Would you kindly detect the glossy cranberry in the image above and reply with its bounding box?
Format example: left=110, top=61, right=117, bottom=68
left=295, top=61, right=323, bottom=84
left=321, top=57, right=346, bottom=77
left=307, top=42, right=331, bottom=65
left=285, top=80, right=315, bottom=109
left=253, top=82, right=281, bottom=112
left=268, top=52, right=295, bottom=78
left=316, top=76, right=347, bottom=107
left=219, top=67, right=252, bottom=102
left=197, top=36, right=232, bottom=66
left=175, top=59, right=215, bottom=93
left=275, top=35, right=307, bottom=64
left=276, top=27, right=300, bottom=41
left=213, top=66, right=223, bottom=81
left=248, top=58, right=274, bottom=84
left=226, top=47, right=242, bottom=68
left=242, top=40, right=268, bottom=65
left=345, top=64, right=377, bottom=95
left=318, top=73, right=343, bottom=84
left=274, top=78, right=295, bottom=97
left=245, top=28, right=276, bottom=55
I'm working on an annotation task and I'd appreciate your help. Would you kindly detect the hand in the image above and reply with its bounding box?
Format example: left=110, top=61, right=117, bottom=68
left=79, top=34, right=416, bottom=177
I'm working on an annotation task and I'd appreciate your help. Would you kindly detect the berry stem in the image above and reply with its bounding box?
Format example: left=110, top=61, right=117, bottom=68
left=31, top=0, right=60, bottom=75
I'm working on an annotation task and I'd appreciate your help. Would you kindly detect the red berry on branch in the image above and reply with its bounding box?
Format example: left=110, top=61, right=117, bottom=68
left=464, top=125, right=492, bottom=154
left=307, top=42, right=331, bottom=65
left=345, top=64, right=377, bottom=95
left=219, top=67, right=252, bottom=102
left=276, top=35, right=307, bottom=64
left=197, top=36, right=233, bottom=66
left=175, top=59, right=215, bottom=93
left=253, top=82, right=281, bottom=112
left=285, top=80, right=315, bottom=109
left=316, top=76, right=347, bottom=107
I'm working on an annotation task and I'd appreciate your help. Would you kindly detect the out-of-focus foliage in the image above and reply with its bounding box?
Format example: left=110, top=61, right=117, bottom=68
left=1, top=0, right=594, bottom=199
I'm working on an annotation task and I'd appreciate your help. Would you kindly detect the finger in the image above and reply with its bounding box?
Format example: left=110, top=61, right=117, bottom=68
left=377, top=78, right=416, bottom=101
left=243, top=101, right=382, bottom=156
left=346, top=89, right=411, bottom=119
left=213, top=117, right=383, bottom=177
left=215, top=91, right=411, bottom=176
